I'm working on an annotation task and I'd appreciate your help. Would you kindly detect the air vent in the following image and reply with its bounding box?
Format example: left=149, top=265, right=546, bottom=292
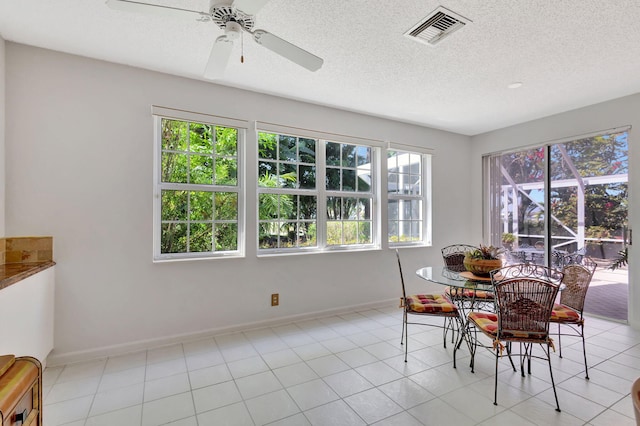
left=405, top=6, right=470, bottom=46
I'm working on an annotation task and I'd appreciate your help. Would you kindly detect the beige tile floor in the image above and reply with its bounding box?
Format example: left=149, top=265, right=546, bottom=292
left=41, top=306, right=640, bottom=425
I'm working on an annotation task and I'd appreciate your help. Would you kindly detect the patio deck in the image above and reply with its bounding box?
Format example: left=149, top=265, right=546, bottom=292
left=583, top=264, right=628, bottom=322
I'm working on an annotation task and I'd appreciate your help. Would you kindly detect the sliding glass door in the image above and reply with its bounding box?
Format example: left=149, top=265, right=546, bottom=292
left=486, top=130, right=629, bottom=320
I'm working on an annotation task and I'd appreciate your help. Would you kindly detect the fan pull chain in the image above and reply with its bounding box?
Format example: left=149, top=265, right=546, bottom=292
left=241, top=32, right=244, bottom=63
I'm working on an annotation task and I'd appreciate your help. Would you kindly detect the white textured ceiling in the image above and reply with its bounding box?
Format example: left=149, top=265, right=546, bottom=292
left=2, top=0, right=640, bottom=135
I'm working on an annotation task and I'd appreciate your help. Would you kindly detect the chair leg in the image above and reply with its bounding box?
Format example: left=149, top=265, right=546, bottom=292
left=403, top=310, right=408, bottom=362
left=557, top=323, right=563, bottom=358
left=442, top=318, right=448, bottom=349
left=505, top=342, right=516, bottom=372
left=580, top=324, right=589, bottom=380
left=493, top=346, right=500, bottom=406
left=542, top=343, right=561, bottom=412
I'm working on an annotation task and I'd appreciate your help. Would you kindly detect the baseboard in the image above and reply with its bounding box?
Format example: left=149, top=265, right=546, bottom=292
left=46, top=298, right=397, bottom=367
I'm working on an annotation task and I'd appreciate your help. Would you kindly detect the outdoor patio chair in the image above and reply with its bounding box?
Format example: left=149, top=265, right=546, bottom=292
left=468, top=277, right=562, bottom=411
left=396, top=249, right=463, bottom=364
left=550, top=258, right=597, bottom=379
left=441, top=244, right=495, bottom=312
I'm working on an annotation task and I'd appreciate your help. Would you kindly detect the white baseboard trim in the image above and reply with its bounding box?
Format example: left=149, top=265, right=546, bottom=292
left=47, top=298, right=398, bottom=367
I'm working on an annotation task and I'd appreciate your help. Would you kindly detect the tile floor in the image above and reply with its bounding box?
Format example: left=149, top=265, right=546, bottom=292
left=42, top=306, right=640, bottom=425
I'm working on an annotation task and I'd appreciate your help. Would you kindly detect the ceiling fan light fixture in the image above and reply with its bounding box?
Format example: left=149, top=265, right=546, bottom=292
left=508, top=82, right=524, bottom=89
left=224, top=21, right=242, bottom=40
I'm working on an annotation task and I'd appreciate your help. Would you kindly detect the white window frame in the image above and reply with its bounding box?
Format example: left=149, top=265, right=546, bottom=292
left=257, top=123, right=383, bottom=254
left=152, top=106, right=247, bottom=261
left=387, top=144, right=432, bottom=247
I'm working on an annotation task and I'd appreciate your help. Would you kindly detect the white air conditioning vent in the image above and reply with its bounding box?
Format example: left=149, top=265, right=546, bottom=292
left=405, top=6, right=470, bottom=46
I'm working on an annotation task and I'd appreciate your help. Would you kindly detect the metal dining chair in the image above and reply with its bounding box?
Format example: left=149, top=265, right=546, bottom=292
left=441, top=244, right=495, bottom=312
left=550, top=258, right=597, bottom=379
left=468, top=277, right=562, bottom=411
left=396, top=249, right=463, bottom=364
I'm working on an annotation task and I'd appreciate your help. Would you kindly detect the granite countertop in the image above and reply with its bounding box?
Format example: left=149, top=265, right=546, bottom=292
left=0, top=261, right=56, bottom=290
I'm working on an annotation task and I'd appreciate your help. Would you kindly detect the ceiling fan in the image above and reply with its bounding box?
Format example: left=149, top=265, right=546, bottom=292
left=106, top=0, right=324, bottom=79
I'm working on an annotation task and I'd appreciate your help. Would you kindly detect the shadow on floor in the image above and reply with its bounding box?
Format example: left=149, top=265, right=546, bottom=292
left=583, top=283, right=628, bottom=321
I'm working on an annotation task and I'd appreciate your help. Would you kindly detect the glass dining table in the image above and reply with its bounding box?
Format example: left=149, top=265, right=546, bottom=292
left=415, top=266, right=496, bottom=366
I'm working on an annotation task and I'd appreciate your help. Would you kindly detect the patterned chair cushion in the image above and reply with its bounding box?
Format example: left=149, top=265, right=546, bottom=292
left=550, top=303, right=581, bottom=323
left=406, top=294, right=458, bottom=315
left=445, top=286, right=494, bottom=300
left=468, top=311, right=548, bottom=341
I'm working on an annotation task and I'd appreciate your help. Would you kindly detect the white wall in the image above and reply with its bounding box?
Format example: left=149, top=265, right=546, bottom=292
left=5, top=43, right=473, bottom=362
left=0, top=35, right=5, bottom=236
left=470, top=94, right=640, bottom=329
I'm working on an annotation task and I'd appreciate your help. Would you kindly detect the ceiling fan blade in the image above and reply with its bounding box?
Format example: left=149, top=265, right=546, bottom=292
left=203, top=36, right=234, bottom=80
left=233, top=0, right=272, bottom=15
left=252, top=30, right=323, bottom=72
left=106, top=0, right=208, bottom=20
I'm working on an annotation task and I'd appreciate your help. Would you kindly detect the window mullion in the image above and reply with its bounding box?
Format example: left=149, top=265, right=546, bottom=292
left=317, top=140, right=327, bottom=248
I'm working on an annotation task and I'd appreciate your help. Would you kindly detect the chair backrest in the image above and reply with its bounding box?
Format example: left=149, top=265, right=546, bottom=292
left=395, top=249, right=408, bottom=300
left=562, top=247, right=587, bottom=266
left=441, top=244, right=477, bottom=272
left=559, top=261, right=596, bottom=313
left=632, top=376, right=640, bottom=426
left=494, top=277, right=559, bottom=340
left=491, top=264, right=564, bottom=285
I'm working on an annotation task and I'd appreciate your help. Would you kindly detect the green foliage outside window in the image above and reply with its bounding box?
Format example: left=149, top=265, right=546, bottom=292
left=160, top=119, right=239, bottom=255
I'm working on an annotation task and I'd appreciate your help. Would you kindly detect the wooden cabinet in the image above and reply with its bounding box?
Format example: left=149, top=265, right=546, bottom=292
left=0, top=355, right=42, bottom=426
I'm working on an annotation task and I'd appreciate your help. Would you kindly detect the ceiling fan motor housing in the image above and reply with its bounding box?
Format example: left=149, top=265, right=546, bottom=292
left=210, top=4, right=255, bottom=32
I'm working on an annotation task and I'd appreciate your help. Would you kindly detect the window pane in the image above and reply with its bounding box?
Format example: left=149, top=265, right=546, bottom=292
left=190, top=123, right=212, bottom=153
left=357, top=146, right=370, bottom=166
left=357, top=172, right=371, bottom=193
left=299, top=223, right=316, bottom=247
left=161, top=223, right=187, bottom=253
left=359, top=222, right=372, bottom=244
left=327, top=221, right=342, bottom=245
left=258, top=132, right=277, bottom=160
left=216, top=223, right=237, bottom=250
left=215, top=192, right=237, bottom=220
left=388, top=173, right=399, bottom=194
left=215, top=127, right=237, bottom=156
left=342, top=170, right=356, bottom=191
left=326, top=142, right=341, bottom=166
left=326, top=197, right=342, bottom=220
left=279, top=163, right=297, bottom=188
left=190, top=191, right=213, bottom=221
left=299, top=165, right=316, bottom=189
left=215, top=158, right=237, bottom=186
left=279, top=135, right=297, bottom=162
left=190, top=155, right=213, bottom=185
left=299, top=138, right=316, bottom=163
left=190, top=223, right=213, bottom=252
left=342, top=144, right=356, bottom=167
left=258, top=161, right=276, bottom=186
left=359, top=198, right=371, bottom=220
left=299, top=196, right=317, bottom=219
left=162, top=190, right=188, bottom=220
left=161, top=153, right=188, bottom=183
left=388, top=199, right=399, bottom=220
left=326, top=168, right=340, bottom=190
left=161, top=120, right=188, bottom=151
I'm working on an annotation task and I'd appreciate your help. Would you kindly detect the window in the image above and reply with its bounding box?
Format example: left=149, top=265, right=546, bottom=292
left=325, top=141, right=373, bottom=246
left=153, top=108, right=432, bottom=259
left=387, top=149, right=430, bottom=246
left=153, top=108, right=245, bottom=260
left=258, top=132, right=318, bottom=250
left=257, top=129, right=377, bottom=252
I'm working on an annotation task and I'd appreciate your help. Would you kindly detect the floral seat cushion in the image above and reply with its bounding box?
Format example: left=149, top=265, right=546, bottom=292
left=468, top=311, right=548, bottom=341
left=445, top=286, right=494, bottom=300
left=550, top=303, right=581, bottom=323
left=406, top=294, right=458, bottom=315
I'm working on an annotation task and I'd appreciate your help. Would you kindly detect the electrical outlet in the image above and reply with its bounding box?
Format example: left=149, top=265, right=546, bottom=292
left=271, top=293, right=279, bottom=306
